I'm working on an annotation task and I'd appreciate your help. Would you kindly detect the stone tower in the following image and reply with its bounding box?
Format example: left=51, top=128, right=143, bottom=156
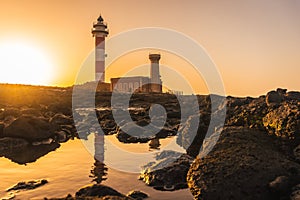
left=149, top=53, right=162, bottom=93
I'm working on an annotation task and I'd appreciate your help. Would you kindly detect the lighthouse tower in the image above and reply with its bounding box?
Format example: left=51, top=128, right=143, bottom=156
left=92, top=15, right=109, bottom=82
left=149, top=54, right=162, bottom=93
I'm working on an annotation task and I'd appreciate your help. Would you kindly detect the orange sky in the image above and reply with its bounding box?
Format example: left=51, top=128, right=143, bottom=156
left=0, top=0, right=300, bottom=96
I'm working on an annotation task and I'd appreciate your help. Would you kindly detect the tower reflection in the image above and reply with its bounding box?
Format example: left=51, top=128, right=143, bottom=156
left=90, top=132, right=108, bottom=184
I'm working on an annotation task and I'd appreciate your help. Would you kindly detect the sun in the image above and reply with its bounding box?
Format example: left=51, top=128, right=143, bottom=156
left=0, top=42, right=53, bottom=85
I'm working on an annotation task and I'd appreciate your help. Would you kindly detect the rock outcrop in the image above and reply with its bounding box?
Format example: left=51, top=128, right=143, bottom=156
left=126, top=191, right=148, bottom=200
left=45, top=185, right=149, bottom=200
left=7, top=179, right=48, bottom=192
left=140, top=151, right=193, bottom=191
left=263, top=101, right=300, bottom=141
left=75, top=184, right=125, bottom=198
left=3, top=116, right=54, bottom=142
left=0, top=137, right=29, bottom=152
left=187, top=127, right=300, bottom=200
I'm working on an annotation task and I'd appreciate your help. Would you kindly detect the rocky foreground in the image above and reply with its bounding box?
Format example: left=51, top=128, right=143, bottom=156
left=0, top=84, right=300, bottom=199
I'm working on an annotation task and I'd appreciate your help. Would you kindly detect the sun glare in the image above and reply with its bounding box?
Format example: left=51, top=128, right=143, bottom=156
left=0, top=42, right=53, bottom=85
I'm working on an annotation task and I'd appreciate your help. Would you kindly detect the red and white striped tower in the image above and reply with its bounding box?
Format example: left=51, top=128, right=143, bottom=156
left=92, top=15, right=109, bottom=82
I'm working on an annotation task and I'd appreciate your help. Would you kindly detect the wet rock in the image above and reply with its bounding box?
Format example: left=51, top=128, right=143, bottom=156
left=116, top=122, right=171, bottom=143
left=99, top=119, right=117, bottom=135
left=290, top=184, right=300, bottom=200
left=45, top=194, right=133, bottom=200
left=3, top=115, right=54, bottom=142
left=50, top=113, right=73, bottom=126
left=126, top=190, right=148, bottom=199
left=32, top=138, right=54, bottom=145
left=116, top=128, right=150, bottom=143
left=187, top=127, right=300, bottom=200
left=55, top=130, right=68, bottom=142
left=7, top=179, right=48, bottom=192
left=99, top=196, right=133, bottom=200
left=75, top=184, right=124, bottom=198
left=0, top=137, right=29, bottom=152
left=140, top=151, right=193, bottom=191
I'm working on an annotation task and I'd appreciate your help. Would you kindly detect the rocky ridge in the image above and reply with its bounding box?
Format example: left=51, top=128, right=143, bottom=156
left=0, top=84, right=300, bottom=199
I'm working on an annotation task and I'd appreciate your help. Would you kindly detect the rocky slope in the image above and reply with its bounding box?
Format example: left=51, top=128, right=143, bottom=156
left=187, top=89, right=300, bottom=200
left=0, top=84, right=300, bottom=199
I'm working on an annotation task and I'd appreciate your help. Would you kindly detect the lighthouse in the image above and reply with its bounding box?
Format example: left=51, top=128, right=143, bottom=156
left=149, top=53, right=162, bottom=93
left=92, top=15, right=109, bottom=82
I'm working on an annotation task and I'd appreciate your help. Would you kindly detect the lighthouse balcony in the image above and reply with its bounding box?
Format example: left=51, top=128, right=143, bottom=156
left=93, top=21, right=108, bottom=27
left=91, top=28, right=109, bottom=34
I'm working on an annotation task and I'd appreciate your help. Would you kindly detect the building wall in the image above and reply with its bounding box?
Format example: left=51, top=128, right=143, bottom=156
left=111, top=77, right=150, bottom=93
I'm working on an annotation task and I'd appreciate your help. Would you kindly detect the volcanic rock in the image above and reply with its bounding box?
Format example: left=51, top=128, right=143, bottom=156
left=3, top=115, right=54, bottom=142
left=187, top=127, right=300, bottom=200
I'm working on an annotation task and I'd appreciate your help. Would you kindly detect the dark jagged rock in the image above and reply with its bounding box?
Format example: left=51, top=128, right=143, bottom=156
left=2, top=107, right=21, bottom=118
left=75, top=184, right=124, bottom=198
left=7, top=179, right=48, bottom=192
left=266, top=90, right=284, bottom=107
left=263, top=101, right=300, bottom=141
left=286, top=91, right=300, bottom=101
left=294, top=144, right=300, bottom=162
left=226, top=96, right=267, bottom=130
left=46, top=195, right=133, bottom=200
left=290, top=184, right=300, bottom=200
left=48, top=101, right=72, bottom=116
left=176, top=115, right=200, bottom=151
left=0, top=122, right=4, bottom=137
left=21, top=107, right=42, bottom=116
left=226, top=89, right=300, bottom=142
left=126, top=190, right=148, bottom=199
left=187, top=127, right=300, bottom=200
left=268, top=176, right=291, bottom=196
left=0, top=137, right=29, bottom=152
left=3, top=115, right=55, bottom=142
left=140, top=151, right=193, bottom=191
left=50, top=113, right=74, bottom=126
left=116, top=126, right=150, bottom=143
left=116, top=122, right=175, bottom=144
left=55, top=130, right=69, bottom=142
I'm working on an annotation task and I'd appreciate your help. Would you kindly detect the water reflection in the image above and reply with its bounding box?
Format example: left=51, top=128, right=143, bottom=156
left=90, top=133, right=108, bottom=184
left=149, top=137, right=161, bottom=150
left=90, top=159, right=108, bottom=184
left=0, top=143, right=60, bottom=165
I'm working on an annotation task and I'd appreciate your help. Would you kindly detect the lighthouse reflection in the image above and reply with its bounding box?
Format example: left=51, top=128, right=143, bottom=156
left=90, top=132, right=108, bottom=184
left=149, top=137, right=161, bottom=150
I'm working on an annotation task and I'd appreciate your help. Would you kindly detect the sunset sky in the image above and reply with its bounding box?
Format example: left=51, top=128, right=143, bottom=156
left=0, top=0, right=299, bottom=96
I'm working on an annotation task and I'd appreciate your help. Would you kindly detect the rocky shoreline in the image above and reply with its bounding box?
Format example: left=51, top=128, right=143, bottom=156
left=0, top=84, right=299, bottom=199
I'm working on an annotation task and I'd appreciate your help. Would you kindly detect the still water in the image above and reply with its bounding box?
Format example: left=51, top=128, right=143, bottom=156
left=0, top=138, right=194, bottom=199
